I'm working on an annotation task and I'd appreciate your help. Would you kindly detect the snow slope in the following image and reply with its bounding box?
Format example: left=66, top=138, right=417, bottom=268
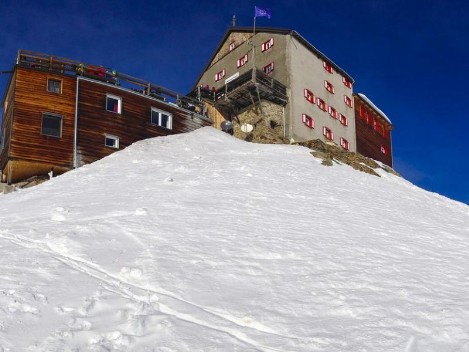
left=0, top=127, right=468, bottom=352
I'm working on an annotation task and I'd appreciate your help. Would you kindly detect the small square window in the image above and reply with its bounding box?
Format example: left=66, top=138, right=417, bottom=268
left=41, top=113, right=62, bottom=138
left=105, top=134, right=119, bottom=149
left=324, top=80, right=335, bottom=94
left=328, top=106, right=337, bottom=119
left=323, top=126, right=333, bottom=141
left=229, top=41, right=236, bottom=51
left=47, top=79, right=61, bottom=94
left=261, top=38, right=274, bottom=52
left=151, top=108, right=173, bottom=129
left=304, top=89, right=315, bottom=104
left=106, top=94, right=122, bottom=114
left=263, top=62, right=274, bottom=74
left=339, top=113, right=348, bottom=126
left=340, top=137, right=350, bottom=150
left=344, top=95, right=353, bottom=108
left=237, top=54, right=248, bottom=68
left=215, top=69, right=226, bottom=82
left=323, top=61, right=333, bottom=73
left=381, top=145, right=388, bottom=155
left=317, top=98, right=327, bottom=111
left=343, top=77, right=352, bottom=89
left=302, top=114, right=314, bottom=129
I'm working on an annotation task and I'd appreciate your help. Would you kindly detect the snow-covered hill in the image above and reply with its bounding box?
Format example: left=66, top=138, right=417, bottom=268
left=0, top=127, right=468, bottom=352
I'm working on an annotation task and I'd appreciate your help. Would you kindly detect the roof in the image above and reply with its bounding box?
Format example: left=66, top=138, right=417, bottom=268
left=191, top=26, right=354, bottom=91
left=356, top=93, right=392, bottom=125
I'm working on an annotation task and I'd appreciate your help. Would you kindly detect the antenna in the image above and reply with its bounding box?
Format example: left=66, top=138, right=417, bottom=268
left=232, top=15, right=236, bottom=27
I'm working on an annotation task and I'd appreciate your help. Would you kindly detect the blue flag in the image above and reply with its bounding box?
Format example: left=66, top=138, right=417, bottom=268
left=254, top=6, right=271, bottom=19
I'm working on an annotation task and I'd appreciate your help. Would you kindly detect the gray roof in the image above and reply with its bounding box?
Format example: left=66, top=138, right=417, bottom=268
left=191, top=27, right=354, bottom=91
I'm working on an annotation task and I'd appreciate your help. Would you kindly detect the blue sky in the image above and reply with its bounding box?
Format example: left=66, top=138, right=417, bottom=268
left=1, top=0, right=468, bottom=204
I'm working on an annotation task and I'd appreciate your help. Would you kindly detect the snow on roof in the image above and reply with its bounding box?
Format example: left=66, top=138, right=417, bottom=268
left=358, top=93, right=392, bottom=125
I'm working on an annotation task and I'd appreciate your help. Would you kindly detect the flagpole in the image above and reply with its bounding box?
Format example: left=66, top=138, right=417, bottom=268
left=252, top=14, right=256, bottom=80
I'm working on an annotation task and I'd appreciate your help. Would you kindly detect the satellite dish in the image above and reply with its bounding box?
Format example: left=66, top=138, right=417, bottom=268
left=220, top=120, right=234, bottom=135
left=240, top=123, right=254, bottom=133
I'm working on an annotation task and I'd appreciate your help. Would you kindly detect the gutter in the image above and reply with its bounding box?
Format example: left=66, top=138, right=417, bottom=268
left=73, top=77, right=79, bottom=168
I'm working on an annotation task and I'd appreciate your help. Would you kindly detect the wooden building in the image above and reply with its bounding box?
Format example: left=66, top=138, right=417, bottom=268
left=0, top=50, right=211, bottom=183
left=353, top=93, right=393, bottom=167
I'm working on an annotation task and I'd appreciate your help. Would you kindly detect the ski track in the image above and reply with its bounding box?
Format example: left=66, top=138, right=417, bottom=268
left=0, top=230, right=300, bottom=352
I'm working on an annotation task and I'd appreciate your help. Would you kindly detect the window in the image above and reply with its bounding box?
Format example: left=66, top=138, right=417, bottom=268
left=323, top=61, right=333, bottom=73
left=41, top=113, right=62, bottom=138
left=324, top=80, right=335, bottom=94
left=47, top=79, right=61, bottom=94
left=317, top=98, right=327, bottom=111
left=229, top=41, right=235, bottom=51
left=151, top=108, right=172, bottom=129
left=0, top=129, right=5, bottom=151
left=374, top=119, right=381, bottom=132
left=323, top=126, right=333, bottom=140
left=105, top=134, right=119, bottom=149
left=215, top=69, right=226, bottom=82
left=302, top=114, right=314, bottom=129
left=340, top=137, right=350, bottom=151
left=339, top=113, right=348, bottom=126
left=359, top=105, right=367, bottom=119
left=344, top=95, right=353, bottom=108
left=343, top=77, right=352, bottom=89
left=328, top=106, right=337, bottom=119
left=382, top=126, right=388, bottom=138
left=263, top=62, right=274, bottom=74
left=304, top=89, right=315, bottom=104
left=261, top=38, right=274, bottom=52
left=106, top=94, right=122, bottom=114
left=381, top=145, right=388, bottom=155
left=237, top=54, right=248, bottom=68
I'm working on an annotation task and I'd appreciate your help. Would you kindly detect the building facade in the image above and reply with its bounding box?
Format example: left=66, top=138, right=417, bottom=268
left=194, top=27, right=357, bottom=152
left=0, top=51, right=211, bottom=183
left=354, top=93, right=393, bottom=167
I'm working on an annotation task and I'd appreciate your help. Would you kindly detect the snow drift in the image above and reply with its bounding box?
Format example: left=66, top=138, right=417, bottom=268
left=0, top=127, right=468, bottom=351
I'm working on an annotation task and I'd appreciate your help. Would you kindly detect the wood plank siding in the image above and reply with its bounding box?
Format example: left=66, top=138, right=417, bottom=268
left=1, top=52, right=212, bottom=183
left=76, top=79, right=211, bottom=165
left=353, top=95, right=393, bottom=167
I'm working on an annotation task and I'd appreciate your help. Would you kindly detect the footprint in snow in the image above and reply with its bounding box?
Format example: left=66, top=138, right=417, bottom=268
left=51, top=213, right=66, bottom=222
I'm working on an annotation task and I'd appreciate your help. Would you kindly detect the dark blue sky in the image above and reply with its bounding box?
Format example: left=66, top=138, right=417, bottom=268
left=1, top=0, right=468, bottom=204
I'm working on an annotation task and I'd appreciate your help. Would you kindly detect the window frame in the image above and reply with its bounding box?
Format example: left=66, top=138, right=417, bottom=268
left=323, top=61, right=333, bottom=74
left=339, top=113, right=348, bottom=126
left=215, top=69, right=226, bottom=82
left=340, top=137, right=350, bottom=150
left=302, top=113, right=315, bottom=129
left=261, top=38, right=274, bottom=52
left=317, top=98, right=327, bottom=112
left=381, top=145, right=388, bottom=155
left=229, top=41, right=236, bottom=51
left=342, top=77, right=352, bottom=89
left=344, top=95, right=353, bottom=108
left=237, top=54, right=248, bottom=68
left=47, top=78, right=62, bottom=94
left=104, top=134, right=119, bottom=149
left=328, top=105, right=337, bottom=119
left=323, top=126, right=334, bottom=141
left=106, top=94, right=122, bottom=114
left=263, top=62, right=274, bottom=75
left=324, top=80, right=335, bottom=94
left=304, top=89, right=316, bottom=104
left=41, top=112, right=63, bottom=138
left=151, top=107, right=173, bottom=130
